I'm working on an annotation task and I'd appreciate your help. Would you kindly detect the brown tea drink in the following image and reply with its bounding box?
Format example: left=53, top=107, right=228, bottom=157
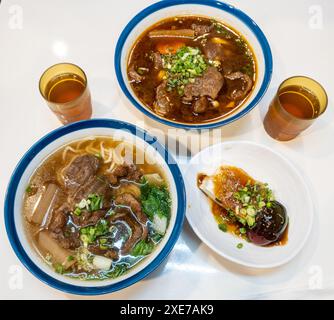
left=264, top=76, right=327, bottom=141
left=39, top=63, right=92, bottom=124
left=47, top=74, right=86, bottom=104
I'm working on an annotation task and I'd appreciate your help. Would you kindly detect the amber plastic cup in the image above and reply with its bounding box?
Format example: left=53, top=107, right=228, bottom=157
left=39, top=63, right=92, bottom=124
left=263, top=76, right=328, bottom=141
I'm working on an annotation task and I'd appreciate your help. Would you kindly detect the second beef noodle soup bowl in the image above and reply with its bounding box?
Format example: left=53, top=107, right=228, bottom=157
left=115, top=0, right=272, bottom=129
left=5, top=119, right=185, bottom=295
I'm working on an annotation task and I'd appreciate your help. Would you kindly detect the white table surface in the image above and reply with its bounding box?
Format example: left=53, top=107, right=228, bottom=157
left=0, top=0, right=333, bottom=300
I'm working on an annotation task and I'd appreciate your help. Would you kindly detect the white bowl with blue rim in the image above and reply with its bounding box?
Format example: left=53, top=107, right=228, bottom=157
left=115, top=0, right=273, bottom=129
left=4, top=119, right=186, bottom=295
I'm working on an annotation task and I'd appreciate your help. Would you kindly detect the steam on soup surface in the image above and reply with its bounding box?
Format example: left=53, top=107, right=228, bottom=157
left=23, top=136, right=171, bottom=280
left=128, top=16, right=257, bottom=124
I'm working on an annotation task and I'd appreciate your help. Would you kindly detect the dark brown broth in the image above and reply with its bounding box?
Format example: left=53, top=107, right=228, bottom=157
left=128, top=16, right=257, bottom=124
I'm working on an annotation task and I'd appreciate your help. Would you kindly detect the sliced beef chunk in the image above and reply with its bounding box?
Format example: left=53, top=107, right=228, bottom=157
left=70, top=175, right=112, bottom=207
left=151, top=52, right=163, bottom=70
left=49, top=207, right=68, bottom=233
left=51, top=231, right=81, bottom=250
left=222, top=55, right=250, bottom=75
left=71, top=210, right=106, bottom=227
left=193, top=96, right=209, bottom=114
left=105, top=248, right=119, bottom=260
left=128, top=64, right=143, bottom=82
left=154, top=80, right=180, bottom=116
left=203, top=41, right=225, bottom=61
left=109, top=212, right=145, bottom=254
left=88, top=245, right=119, bottom=261
left=114, top=193, right=148, bottom=228
left=225, top=71, right=253, bottom=100
left=183, top=67, right=224, bottom=101
left=63, top=155, right=100, bottom=192
left=87, top=244, right=107, bottom=256
left=107, top=163, right=143, bottom=185
left=191, top=23, right=213, bottom=36
left=49, top=206, right=80, bottom=250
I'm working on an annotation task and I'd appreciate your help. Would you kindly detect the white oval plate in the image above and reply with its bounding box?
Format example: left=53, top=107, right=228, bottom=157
left=185, top=141, right=313, bottom=268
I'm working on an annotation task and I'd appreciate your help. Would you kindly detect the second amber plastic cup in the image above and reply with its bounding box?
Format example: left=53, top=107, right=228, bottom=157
left=263, top=76, right=328, bottom=141
left=39, top=63, right=92, bottom=124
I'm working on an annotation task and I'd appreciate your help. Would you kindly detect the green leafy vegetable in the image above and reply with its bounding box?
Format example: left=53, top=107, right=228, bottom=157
left=108, top=264, right=128, bottom=278
left=150, top=232, right=163, bottom=244
left=140, top=179, right=171, bottom=221
left=131, top=240, right=154, bottom=256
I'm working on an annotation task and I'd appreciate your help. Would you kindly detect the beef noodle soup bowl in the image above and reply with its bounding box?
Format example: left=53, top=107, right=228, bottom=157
left=115, top=0, right=272, bottom=129
left=5, top=120, right=185, bottom=295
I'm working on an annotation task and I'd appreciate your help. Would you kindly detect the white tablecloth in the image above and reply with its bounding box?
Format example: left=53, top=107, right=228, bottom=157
left=0, top=0, right=333, bottom=299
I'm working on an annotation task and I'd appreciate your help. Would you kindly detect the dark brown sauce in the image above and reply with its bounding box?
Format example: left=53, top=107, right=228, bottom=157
left=197, top=173, right=206, bottom=187
left=198, top=168, right=288, bottom=247
left=266, top=224, right=288, bottom=247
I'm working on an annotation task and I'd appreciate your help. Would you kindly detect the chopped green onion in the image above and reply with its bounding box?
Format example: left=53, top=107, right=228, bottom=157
left=239, top=228, right=247, bottom=234
left=74, top=207, right=82, bottom=216
left=218, top=223, right=228, bottom=232
left=54, top=263, right=65, bottom=274
left=87, top=194, right=103, bottom=211
left=246, top=216, right=255, bottom=227
left=236, top=243, right=243, bottom=249
left=162, top=46, right=208, bottom=95
left=80, top=219, right=109, bottom=245
left=76, top=194, right=103, bottom=213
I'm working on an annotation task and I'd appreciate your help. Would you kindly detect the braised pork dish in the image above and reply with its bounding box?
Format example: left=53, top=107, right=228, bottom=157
left=23, top=137, right=171, bottom=280
left=198, top=166, right=288, bottom=246
left=128, top=16, right=256, bottom=124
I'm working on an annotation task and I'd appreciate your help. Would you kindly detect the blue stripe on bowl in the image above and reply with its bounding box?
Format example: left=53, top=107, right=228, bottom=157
left=115, top=0, right=273, bottom=130
left=4, top=119, right=186, bottom=295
